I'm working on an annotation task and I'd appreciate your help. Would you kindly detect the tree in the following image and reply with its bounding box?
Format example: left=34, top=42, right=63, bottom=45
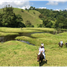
left=25, top=20, right=34, bottom=27
left=15, top=14, right=25, bottom=27
left=25, top=20, right=31, bottom=27
left=2, top=5, right=15, bottom=27
left=33, top=12, right=35, bottom=14
left=21, top=9, right=24, bottom=12
left=29, top=6, right=35, bottom=10
left=37, top=24, right=45, bottom=27
left=39, top=14, right=44, bottom=19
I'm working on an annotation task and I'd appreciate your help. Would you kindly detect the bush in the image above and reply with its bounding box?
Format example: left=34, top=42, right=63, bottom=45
left=21, top=9, right=24, bottom=12
left=25, top=20, right=31, bottom=27
left=33, top=12, right=35, bottom=14
left=39, top=14, right=44, bottom=19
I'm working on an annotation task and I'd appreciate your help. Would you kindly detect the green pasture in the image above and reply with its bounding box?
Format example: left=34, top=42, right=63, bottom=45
left=0, top=27, right=56, bottom=33
left=0, top=27, right=67, bottom=66
left=0, top=40, right=67, bottom=66
left=0, top=32, right=19, bottom=37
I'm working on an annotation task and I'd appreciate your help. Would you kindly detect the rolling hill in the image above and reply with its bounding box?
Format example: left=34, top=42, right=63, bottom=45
left=0, top=8, right=43, bottom=27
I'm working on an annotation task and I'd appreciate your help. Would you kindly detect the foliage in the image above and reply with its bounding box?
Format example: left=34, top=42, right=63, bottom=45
left=15, top=14, right=25, bottom=27
left=33, top=12, right=35, bottom=14
left=37, top=24, right=45, bottom=27
left=39, top=14, right=44, bottom=19
left=29, top=6, right=35, bottom=10
left=25, top=20, right=34, bottom=27
left=21, top=9, right=24, bottom=12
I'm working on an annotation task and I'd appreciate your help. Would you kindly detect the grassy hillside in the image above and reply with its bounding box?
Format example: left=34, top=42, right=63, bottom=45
left=0, top=8, right=43, bottom=27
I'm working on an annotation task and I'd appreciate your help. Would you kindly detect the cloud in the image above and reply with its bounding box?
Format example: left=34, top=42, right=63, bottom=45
left=65, top=8, right=67, bottom=10
left=45, top=0, right=67, bottom=6
left=0, top=0, right=30, bottom=9
left=54, top=9, right=61, bottom=11
left=39, top=7, right=46, bottom=9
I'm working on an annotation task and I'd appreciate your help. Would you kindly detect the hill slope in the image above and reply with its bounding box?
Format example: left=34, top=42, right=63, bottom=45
left=0, top=8, right=43, bottom=27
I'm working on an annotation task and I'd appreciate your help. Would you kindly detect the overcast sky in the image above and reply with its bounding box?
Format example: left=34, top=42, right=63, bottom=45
left=0, top=0, right=67, bottom=11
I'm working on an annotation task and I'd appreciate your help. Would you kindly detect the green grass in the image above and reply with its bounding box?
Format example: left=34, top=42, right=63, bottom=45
left=15, top=36, right=42, bottom=46
left=0, top=41, right=67, bottom=66
left=0, top=41, right=39, bottom=66
left=0, top=27, right=67, bottom=66
left=0, top=27, right=56, bottom=33
left=0, top=32, right=19, bottom=36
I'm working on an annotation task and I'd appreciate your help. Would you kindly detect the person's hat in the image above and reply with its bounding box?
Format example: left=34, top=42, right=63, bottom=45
left=41, top=43, right=44, bottom=46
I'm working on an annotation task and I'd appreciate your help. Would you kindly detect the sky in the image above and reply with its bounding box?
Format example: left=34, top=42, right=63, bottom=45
left=0, top=0, right=67, bottom=11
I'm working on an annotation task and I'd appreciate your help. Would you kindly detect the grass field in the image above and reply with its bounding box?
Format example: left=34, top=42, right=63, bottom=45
left=0, top=40, right=67, bottom=66
left=0, top=27, right=67, bottom=66
left=0, top=27, right=56, bottom=33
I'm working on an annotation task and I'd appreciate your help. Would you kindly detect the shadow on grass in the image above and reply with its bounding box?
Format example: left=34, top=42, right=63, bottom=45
left=39, top=60, right=47, bottom=66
